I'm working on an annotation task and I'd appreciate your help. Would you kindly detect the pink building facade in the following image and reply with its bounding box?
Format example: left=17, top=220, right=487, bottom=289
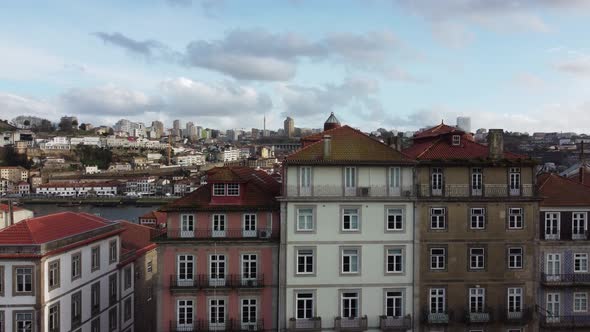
left=156, top=167, right=280, bottom=332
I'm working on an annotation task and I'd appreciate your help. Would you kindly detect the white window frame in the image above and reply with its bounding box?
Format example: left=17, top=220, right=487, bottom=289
left=213, top=183, right=226, bottom=196
left=341, top=249, right=360, bottom=274
left=180, top=214, right=195, bottom=238
left=574, top=253, right=588, bottom=273
left=386, top=208, right=404, bottom=231
left=209, top=298, right=226, bottom=328
left=470, top=248, right=485, bottom=270
left=574, top=292, right=588, bottom=312
left=544, top=212, right=560, bottom=240
left=296, top=208, right=314, bottom=232
left=431, top=168, right=443, bottom=194
left=295, top=292, right=315, bottom=319
left=507, top=288, right=523, bottom=314
left=300, top=167, right=312, bottom=188
left=296, top=249, right=314, bottom=275
left=209, top=255, right=226, bottom=286
left=508, top=247, right=523, bottom=269
left=344, top=167, right=357, bottom=189
left=243, top=214, right=257, bottom=237
left=177, top=300, right=194, bottom=329
left=430, top=248, right=446, bottom=270
left=573, top=212, right=588, bottom=239
left=471, top=168, right=482, bottom=195
left=509, top=167, right=521, bottom=193
left=227, top=183, right=240, bottom=196
left=452, top=135, right=461, bottom=145
left=389, top=167, right=401, bottom=194
left=386, top=248, right=403, bottom=273
left=470, top=208, right=485, bottom=229
left=385, top=290, right=404, bottom=317
left=430, top=208, right=446, bottom=230
left=469, top=288, right=485, bottom=313
left=508, top=208, right=523, bottom=229
left=429, top=288, right=445, bottom=313
left=241, top=298, right=257, bottom=327
left=241, top=254, right=258, bottom=282
left=341, top=291, right=360, bottom=318
left=342, top=208, right=360, bottom=232
left=212, top=214, right=226, bottom=238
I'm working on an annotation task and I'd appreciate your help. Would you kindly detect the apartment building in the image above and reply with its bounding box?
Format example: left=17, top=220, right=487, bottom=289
left=537, top=173, right=590, bottom=330
left=0, top=203, right=34, bottom=229
left=404, top=124, right=538, bottom=331
left=36, top=181, right=118, bottom=197
left=280, top=115, right=416, bottom=332
left=0, top=212, right=134, bottom=332
left=0, top=166, right=28, bottom=183
left=155, top=166, right=280, bottom=332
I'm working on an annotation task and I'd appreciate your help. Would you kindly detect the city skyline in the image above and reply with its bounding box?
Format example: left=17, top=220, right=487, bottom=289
left=2, top=1, right=590, bottom=133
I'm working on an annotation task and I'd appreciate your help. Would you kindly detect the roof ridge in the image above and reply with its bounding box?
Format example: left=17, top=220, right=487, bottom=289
left=416, top=138, right=440, bottom=159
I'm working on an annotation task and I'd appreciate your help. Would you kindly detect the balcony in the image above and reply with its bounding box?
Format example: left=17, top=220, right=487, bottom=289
left=464, top=308, right=492, bottom=324
left=541, top=273, right=590, bottom=286
left=573, top=231, right=588, bottom=240
left=157, top=229, right=276, bottom=241
left=379, top=315, right=412, bottom=331
left=231, top=319, right=264, bottom=332
left=334, top=316, right=368, bottom=332
left=286, top=185, right=414, bottom=198
left=170, top=274, right=265, bottom=290
left=422, top=309, right=452, bottom=325
left=170, top=320, right=205, bottom=332
left=500, top=307, right=533, bottom=324
left=418, top=183, right=534, bottom=198
left=540, top=314, right=590, bottom=328
left=288, top=318, right=321, bottom=331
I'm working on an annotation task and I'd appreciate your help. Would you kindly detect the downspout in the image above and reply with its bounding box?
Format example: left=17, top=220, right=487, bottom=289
left=412, top=166, right=417, bottom=332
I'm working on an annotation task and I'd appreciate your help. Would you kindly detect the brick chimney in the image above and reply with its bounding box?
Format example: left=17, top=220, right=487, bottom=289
left=323, top=135, right=331, bottom=159
left=488, top=129, right=504, bottom=159
left=388, top=136, right=402, bottom=152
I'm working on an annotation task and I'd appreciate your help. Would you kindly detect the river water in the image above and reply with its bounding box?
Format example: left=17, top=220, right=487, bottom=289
left=22, top=203, right=162, bottom=223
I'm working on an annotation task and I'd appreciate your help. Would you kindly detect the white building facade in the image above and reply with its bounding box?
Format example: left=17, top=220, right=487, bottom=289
left=280, top=123, right=416, bottom=332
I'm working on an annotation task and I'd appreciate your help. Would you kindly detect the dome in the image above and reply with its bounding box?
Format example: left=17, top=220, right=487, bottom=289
left=323, top=112, right=341, bottom=131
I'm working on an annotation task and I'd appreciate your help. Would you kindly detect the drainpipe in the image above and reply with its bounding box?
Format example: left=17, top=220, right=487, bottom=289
left=412, top=167, right=417, bottom=332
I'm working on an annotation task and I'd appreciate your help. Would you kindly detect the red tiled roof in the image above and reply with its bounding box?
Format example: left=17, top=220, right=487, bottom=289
left=119, top=221, right=155, bottom=251
left=0, top=203, right=23, bottom=212
left=404, top=136, right=525, bottom=160
left=160, top=167, right=279, bottom=212
left=567, top=169, right=590, bottom=187
left=538, top=173, right=590, bottom=206
left=288, top=125, right=413, bottom=164
left=139, top=211, right=167, bottom=225
left=0, top=212, right=112, bottom=245
left=413, top=123, right=465, bottom=139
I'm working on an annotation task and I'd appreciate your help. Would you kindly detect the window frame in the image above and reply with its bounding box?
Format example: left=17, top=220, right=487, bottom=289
left=340, top=247, right=361, bottom=275
left=212, top=183, right=226, bottom=196
left=573, top=212, right=588, bottom=238
left=470, top=207, right=486, bottom=230
left=341, top=206, right=361, bottom=232
left=429, top=288, right=446, bottom=313
left=340, top=290, right=361, bottom=318
left=71, top=291, right=82, bottom=328
left=389, top=167, right=401, bottom=190
left=91, top=282, right=100, bottom=315
left=385, top=247, right=404, bottom=274
left=507, top=287, right=523, bottom=314
left=124, top=297, right=132, bottom=322
left=385, top=207, right=404, bottom=232
left=13, top=266, right=34, bottom=296
left=48, top=302, right=60, bottom=332
left=71, top=252, right=82, bottom=281
left=469, top=247, right=486, bottom=270
left=469, top=287, right=486, bottom=313
left=294, top=290, right=316, bottom=319
left=544, top=212, right=560, bottom=239
left=574, top=292, right=588, bottom=312
left=295, top=247, right=315, bottom=276
left=91, top=245, right=100, bottom=272
left=295, top=206, right=315, bottom=232
left=430, top=207, right=446, bottom=230
left=48, top=259, right=60, bottom=291
left=508, top=247, right=524, bottom=270
left=109, top=240, right=117, bottom=264
left=430, top=247, right=446, bottom=271
left=574, top=253, right=589, bottom=273
left=508, top=208, right=524, bottom=230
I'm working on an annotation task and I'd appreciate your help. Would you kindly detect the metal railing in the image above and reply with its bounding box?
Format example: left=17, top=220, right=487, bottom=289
left=379, top=315, right=412, bottom=331
left=288, top=317, right=321, bottom=331
left=501, top=307, right=532, bottom=323
left=170, top=319, right=263, bottom=332
left=540, top=314, right=590, bottom=328
left=422, top=308, right=452, bottom=325
left=334, top=316, right=367, bottom=331
left=418, top=183, right=535, bottom=198
left=170, top=274, right=264, bottom=289
left=159, top=229, right=276, bottom=240
left=285, top=185, right=414, bottom=198
left=464, top=307, right=493, bottom=324
left=541, top=273, right=590, bottom=285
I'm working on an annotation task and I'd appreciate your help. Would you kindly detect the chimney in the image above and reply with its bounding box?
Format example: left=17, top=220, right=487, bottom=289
left=323, top=135, right=331, bottom=159
left=488, top=129, right=504, bottom=159
left=388, top=136, right=402, bottom=152
left=8, top=200, right=14, bottom=226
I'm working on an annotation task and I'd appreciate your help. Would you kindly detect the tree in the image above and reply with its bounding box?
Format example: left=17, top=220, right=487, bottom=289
left=58, top=118, right=73, bottom=132
left=75, top=145, right=113, bottom=169
left=72, top=120, right=79, bottom=128
left=23, top=120, right=30, bottom=128
left=79, top=123, right=87, bottom=131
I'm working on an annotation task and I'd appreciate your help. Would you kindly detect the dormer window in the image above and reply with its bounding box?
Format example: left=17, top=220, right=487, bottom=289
left=212, top=183, right=240, bottom=196
left=452, top=135, right=461, bottom=146
left=227, top=183, right=240, bottom=196
left=213, top=183, right=226, bottom=196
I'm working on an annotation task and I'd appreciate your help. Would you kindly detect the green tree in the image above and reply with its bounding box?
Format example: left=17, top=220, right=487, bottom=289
left=75, top=145, right=113, bottom=169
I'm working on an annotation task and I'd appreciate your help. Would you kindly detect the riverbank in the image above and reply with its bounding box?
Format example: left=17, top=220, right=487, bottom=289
left=19, top=197, right=175, bottom=206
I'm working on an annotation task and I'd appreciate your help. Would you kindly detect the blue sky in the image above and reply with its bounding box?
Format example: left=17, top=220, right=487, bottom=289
left=1, top=0, right=590, bottom=133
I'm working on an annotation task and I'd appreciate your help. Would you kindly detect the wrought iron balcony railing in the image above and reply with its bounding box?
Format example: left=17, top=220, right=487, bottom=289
left=170, top=274, right=264, bottom=289
left=541, top=273, right=590, bottom=285
left=334, top=316, right=368, bottom=332
left=540, top=314, right=590, bottom=328
left=379, top=315, right=412, bottom=331
left=418, top=184, right=534, bottom=198
left=464, top=307, right=493, bottom=324
left=286, top=185, right=414, bottom=198
left=288, top=317, right=321, bottom=331
left=158, top=228, right=276, bottom=240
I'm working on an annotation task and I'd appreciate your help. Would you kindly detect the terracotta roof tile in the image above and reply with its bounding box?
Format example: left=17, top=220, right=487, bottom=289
left=287, top=126, right=413, bottom=164
left=538, top=173, right=590, bottom=206
left=0, top=212, right=113, bottom=245
left=0, top=203, right=24, bottom=212
left=413, top=123, right=464, bottom=139
left=119, top=221, right=156, bottom=251
left=139, top=211, right=167, bottom=226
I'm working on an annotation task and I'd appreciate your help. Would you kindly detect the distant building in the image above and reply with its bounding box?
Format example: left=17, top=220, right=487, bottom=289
left=138, top=210, right=168, bottom=228
left=284, top=116, right=295, bottom=137
left=0, top=203, right=34, bottom=229
left=36, top=181, right=118, bottom=197
left=0, top=166, right=28, bottom=183
left=456, top=116, right=471, bottom=132
left=186, top=122, right=196, bottom=139
left=173, top=119, right=181, bottom=137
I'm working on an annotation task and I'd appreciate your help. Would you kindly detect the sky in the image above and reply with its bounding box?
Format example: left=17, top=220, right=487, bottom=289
left=2, top=0, right=590, bottom=133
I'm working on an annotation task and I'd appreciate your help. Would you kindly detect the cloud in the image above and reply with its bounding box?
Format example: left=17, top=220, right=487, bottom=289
left=554, top=58, right=590, bottom=77
left=0, top=93, right=58, bottom=120
left=166, top=0, right=192, bottom=7
left=511, top=72, right=547, bottom=91
left=95, top=29, right=416, bottom=81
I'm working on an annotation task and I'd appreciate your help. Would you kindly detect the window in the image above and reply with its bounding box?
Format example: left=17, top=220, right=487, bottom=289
left=227, top=183, right=240, bottom=196
left=109, top=307, right=117, bottom=331
left=124, top=266, right=132, bottom=290
left=471, top=168, right=482, bottom=194
left=15, top=267, right=33, bottom=294
left=296, top=249, right=314, bottom=275
left=177, top=255, right=194, bottom=286
left=508, top=247, right=523, bottom=269
left=575, top=253, right=588, bottom=272
left=91, top=246, right=100, bottom=271
left=109, top=240, right=117, bottom=263
left=242, top=254, right=258, bottom=281
left=212, top=214, right=226, bottom=237
left=296, top=208, right=314, bottom=231
left=147, top=260, right=153, bottom=273
left=180, top=214, right=195, bottom=238
left=213, top=183, right=226, bottom=196
left=573, top=212, right=587, bottom=239
left=210, top=255, right=226, bottom=285
left=385, top=291, right=403, bottom=317
left=48, top=303, right=59, bottom=332
left=341, top=291, right=359, bottom=318
left=177, top=300, right=194, bottom=328
left=574, top=293, right=588, bottom=312
left=470, top=248, right=485, bottom=270
left=243, top=214, right=257, bottom=236
left=429, top=288, right=445, bottom=313
left=48, top=260, right=60, bottom=290
left=430, top=208, right=446, bottom=230
left=296, top=292, right=315, bottom=319
left=386, top=248, right=403, bottom=273
left=430, top=248, right=446, bottom=270
left=91, top=318, right=100, bottom=332
left=470, top=208, right=485, bottom=229
left=71, top=252, right=81, bottom=280
left=109, top=273, right=117, bottom=305
left=469, top=288, right=485, bottom=313
left=16, top=312, right=33, bottom=332
left=344, top=167, right=356, bottom=188
left=241, top=298, right=257, bottom=326
left=452, top=135, right=461, bottom=145
left=508, top=208, right=523, bottom=229
left=386, top=208, right=404, bottom=231
left=431, top=168, right=443, bottom=193
left=342, top=208, right=360, bottom=231
left=91, top=282, right=100, bottom=314
left=509, top=168, right=521, bottom=191
left=124, top=297, right=132, bottom=321
left=342, top=249, right=360, bottom=274
left=508, top=288, right=522, bottom=314
left=209, top=299, right=226, bottom=326
left=544, top=212, right=560, bottom=239
left=389, top=167, right=400, bottom=189
left=0, top=266, right=3, bottom=296
left=71, top=291, right=82, bottom=327
left=0, top=311, right=3, bottom=332
left=300, top=167, right=311, bottom=188
left=545, top=253, right=561, bottom=276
